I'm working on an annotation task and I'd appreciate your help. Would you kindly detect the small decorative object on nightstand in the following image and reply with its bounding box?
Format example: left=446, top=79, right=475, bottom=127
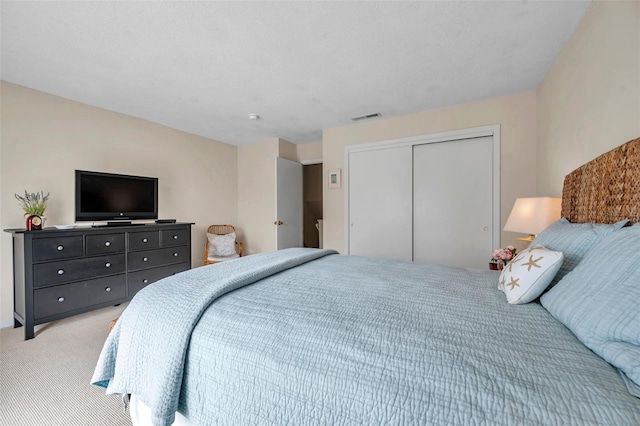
left=489, top=260, right=502, bottom=271
left=490, top=246, right=517, bottom=270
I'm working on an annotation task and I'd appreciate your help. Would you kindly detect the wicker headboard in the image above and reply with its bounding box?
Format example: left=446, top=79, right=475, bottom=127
left=561, top=136, right=640, bottom=224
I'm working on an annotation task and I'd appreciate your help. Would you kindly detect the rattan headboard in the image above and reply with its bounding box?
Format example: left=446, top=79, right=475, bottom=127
left=561, top=136, right=640, bottom=224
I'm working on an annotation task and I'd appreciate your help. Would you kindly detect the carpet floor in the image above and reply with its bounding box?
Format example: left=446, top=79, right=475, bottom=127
left=0, top=304, right=132, bottom=426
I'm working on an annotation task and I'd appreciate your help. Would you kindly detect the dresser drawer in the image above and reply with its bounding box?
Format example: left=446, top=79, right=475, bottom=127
left=34, top=275, right=126, bottom=320
left=128, top=230, right=160, bottom=251
left=33, top=254, right=126, bottom=287
left=128, top=246, right=190, bottom=271
left=128, top=262, right=190, bottom=297
left=86, top=233, right=125, bottom=255
left=32, top=236, right=84, bottom=262
left=160, top=228, right=189, bottom=247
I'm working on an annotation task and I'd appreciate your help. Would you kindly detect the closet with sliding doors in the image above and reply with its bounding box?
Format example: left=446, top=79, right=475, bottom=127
left=345, top=126, right=500, bottom=270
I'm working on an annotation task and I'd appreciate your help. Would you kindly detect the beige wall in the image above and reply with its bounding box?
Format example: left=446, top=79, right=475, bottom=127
left=237, top=138, right=321, bottom=255
left=322, top=91, right=538, bottom=253
left=237, top=137, right=302, bottom=255
left=537, top=1, right=640, bottom=196
left=296, top=140, right=322, bottom=162
left=279, top=139, right=297, bottom=162
left=0, top=82, right=238, bottom=327
left=237, top=138, right=279, bottom=255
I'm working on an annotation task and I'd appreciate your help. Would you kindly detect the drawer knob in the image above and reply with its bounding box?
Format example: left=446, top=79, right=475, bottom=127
left=142, top=238, right=148, bottom=243
left=173, top=252, right=179, bottom=257
left=173, top=235, right=178, bottom=240
left=105, top=287, right=111, bottom=292
left=105, top=262, right=111, bottom=268
left=143, top=257, right=148, bottom=262
left=143, top=279, right=149, bottom=284
left=57, top=245, right=64, bottom=251
left=105, top=241, right=111, bottom=247
left=58, top=297, right=65, bottom=303
left=57, top=269, right=65, bottom=275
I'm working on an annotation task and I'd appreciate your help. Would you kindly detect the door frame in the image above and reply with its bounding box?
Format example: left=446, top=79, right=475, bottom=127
left=300, top=158, right=322, bottom=165
left=344, top=124, right=501, bottom=256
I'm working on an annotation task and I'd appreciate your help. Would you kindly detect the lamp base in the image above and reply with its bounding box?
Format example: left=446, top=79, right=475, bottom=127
left=516, top=234, right=536, bottom=242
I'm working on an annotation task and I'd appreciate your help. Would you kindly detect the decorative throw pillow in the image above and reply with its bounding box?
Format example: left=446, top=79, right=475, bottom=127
left=498, top=246, right=563, bottom=304
left=207, top=232, right=237, bottom=257
left=530, top=218, right=628, bottom=287
left=541, top=224, right=640, bottom=396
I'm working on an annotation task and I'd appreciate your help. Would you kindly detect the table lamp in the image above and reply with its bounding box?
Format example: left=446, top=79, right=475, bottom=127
left=503, top=197, right=561, bottom=241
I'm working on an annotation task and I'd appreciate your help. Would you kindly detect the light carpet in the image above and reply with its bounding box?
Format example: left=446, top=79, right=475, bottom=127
left=0, top=304, right=131, bottom=426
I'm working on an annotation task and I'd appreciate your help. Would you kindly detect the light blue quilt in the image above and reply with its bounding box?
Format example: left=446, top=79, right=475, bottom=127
left=93, top=248, right=640, bottom=425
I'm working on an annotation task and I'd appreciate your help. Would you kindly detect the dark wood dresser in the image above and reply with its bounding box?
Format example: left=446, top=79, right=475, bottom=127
left=4, top=222, right=193, bottom=339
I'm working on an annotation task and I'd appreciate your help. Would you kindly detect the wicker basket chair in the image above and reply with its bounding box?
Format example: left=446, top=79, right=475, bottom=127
left=203, top=224, right=243, bottom=265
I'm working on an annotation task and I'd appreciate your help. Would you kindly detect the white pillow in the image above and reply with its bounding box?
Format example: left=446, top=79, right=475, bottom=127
left=498, top=245, right=564, bottom=304
left=207, top=232, right=237, bottom=257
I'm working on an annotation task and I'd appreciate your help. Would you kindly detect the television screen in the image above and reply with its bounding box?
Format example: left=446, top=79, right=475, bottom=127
left=75, top=170, right=158, bottom=222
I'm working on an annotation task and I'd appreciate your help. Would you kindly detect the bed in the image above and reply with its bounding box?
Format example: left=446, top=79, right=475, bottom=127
left=93, top=137, right=640, bottom=426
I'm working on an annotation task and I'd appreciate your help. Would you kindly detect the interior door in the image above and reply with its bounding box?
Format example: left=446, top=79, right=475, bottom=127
left=413, top=136, right=494, bottom=269
left=348, top=145, right=413, bottom=261
left=275, top=157, right=303, bottom=250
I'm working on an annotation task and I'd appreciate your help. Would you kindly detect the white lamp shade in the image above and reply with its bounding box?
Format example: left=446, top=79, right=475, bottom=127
left=504, top=197, right=562, bottom=235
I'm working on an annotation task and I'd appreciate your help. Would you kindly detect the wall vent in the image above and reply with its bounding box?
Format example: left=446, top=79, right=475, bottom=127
left=351, top=112, right=382, bottom=121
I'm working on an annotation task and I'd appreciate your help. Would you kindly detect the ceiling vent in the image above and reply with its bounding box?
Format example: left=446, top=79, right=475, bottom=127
left=351, top=112, right=382, bottom=121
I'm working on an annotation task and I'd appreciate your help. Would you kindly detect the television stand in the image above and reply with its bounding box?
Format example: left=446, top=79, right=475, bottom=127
left=4, top=222, right=194, bottom=339
left=91, top=221, right=146, bottom=227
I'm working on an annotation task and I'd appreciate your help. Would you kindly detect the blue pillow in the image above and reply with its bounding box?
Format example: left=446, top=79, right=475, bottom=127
left=541, top=224, right=640, bottom=396
left=531, top=218, right=628, bottom=286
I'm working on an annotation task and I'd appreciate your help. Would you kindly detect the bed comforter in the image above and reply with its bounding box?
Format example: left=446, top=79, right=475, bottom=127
left=92, top=248, right=640, bottom=425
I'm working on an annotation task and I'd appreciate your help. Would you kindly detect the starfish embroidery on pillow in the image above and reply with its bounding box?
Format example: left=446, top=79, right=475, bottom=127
left=522, top=255, right=543, bottom=271
left=507, top=276, right=520, bottom=290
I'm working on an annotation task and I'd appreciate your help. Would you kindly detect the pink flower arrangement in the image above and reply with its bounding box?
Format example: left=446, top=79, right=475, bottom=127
left=491, top=246, right=517, bottom=262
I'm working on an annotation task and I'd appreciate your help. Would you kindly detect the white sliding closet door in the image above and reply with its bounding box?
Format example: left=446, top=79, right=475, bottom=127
left=413, top=137, right=494, bottom=269
left=348, top=146, right=412, bottom=261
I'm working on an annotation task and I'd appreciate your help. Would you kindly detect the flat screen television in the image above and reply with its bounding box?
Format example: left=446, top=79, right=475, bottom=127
left=75, top=170, right=158, bottom=222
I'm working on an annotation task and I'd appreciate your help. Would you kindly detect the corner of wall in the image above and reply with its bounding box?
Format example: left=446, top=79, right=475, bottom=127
left=278, top=139, right=297, bottom=161
left=296, top=140, right=323, bottom=163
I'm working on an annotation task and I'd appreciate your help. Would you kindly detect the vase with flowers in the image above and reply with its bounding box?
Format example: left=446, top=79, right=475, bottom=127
left=490, top=245, right=517, bottom=270
left=15, top=190, right=49, bottom=230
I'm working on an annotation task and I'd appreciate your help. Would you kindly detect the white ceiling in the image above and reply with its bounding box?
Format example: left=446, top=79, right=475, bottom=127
left=1, top=1, right=592, bottom=146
